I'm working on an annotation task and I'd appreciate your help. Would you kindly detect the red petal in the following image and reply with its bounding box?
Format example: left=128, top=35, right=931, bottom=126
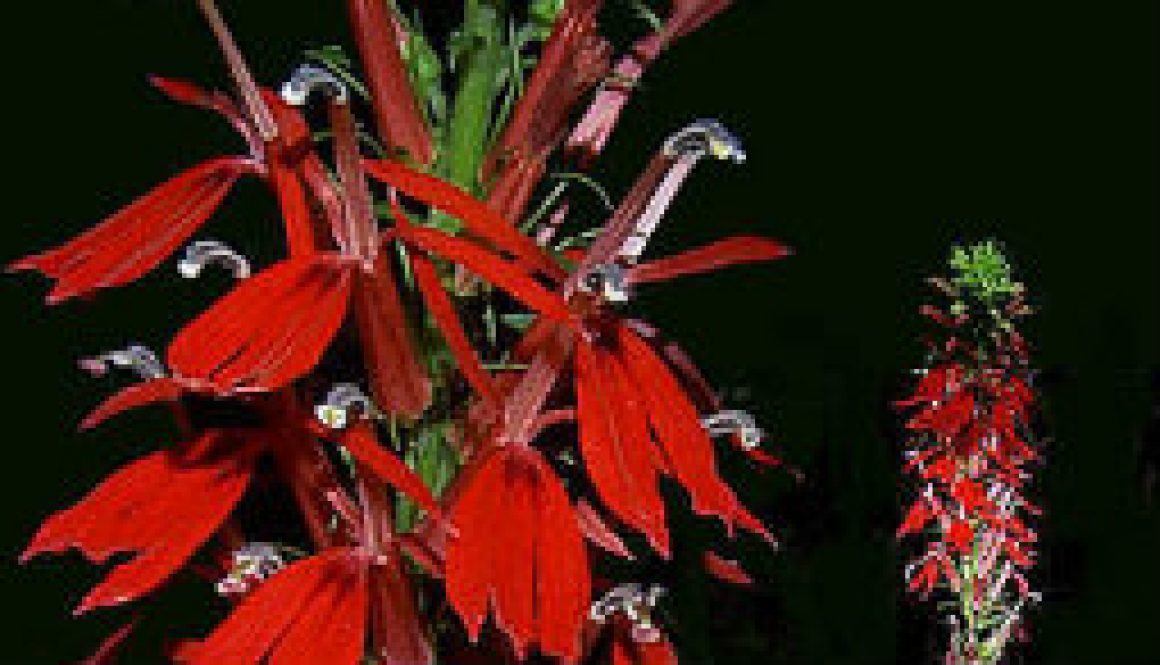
left=11, top=158, right=256, bottom=303
left=411, top=250, right=501, bottom=408
left=575, top=343, right=670, bottom=557
left=444, top=446, right=589, bottom=662
left=702, top=551, right=753, bottom=586
left=79, top=379, right=184, bottom=431
left=174, top=551, right=346, bottom=664
left=339, top=424, right=442, bottom=519
left=532, top=447, right=591, bottom=663
left=268, top=560, right=367, bottom=665
left=268, top=160, right=319, bottom=258
left=167, top=256, right=351, bottom=393
left=346, top=0, right=433, bottom=163
left=492, top=451, right=537, bottom=659
left=25, top=432, right=253, bottom=613
left=628, top=236, right=791, bottom=285
left=444, top=450, right=506, bottom=642
left=363, top=160, right=563, bottom=280
left=614, top=326, right=736, bottom=521
left=397, top=225, right=572, bottom=323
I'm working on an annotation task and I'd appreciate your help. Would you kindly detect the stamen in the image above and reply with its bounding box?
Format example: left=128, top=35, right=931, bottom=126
left=280, top=64, right=349, bottom=106
left=618, top=119, right=745, bottom=264
left=662, top=118, right=747, bottom=164
left=79, top=345, right=167, bottom=380
left=177, top=240, right=252, bottom=280
left=701, top=409, right=764, bottom=449
left=315, top=383, right=377, bottom=430
left=577, top=263, right=632, bottom=302
left=215, top=542, right=286, bottom=597
left=589, top=583, right=666, bottom=642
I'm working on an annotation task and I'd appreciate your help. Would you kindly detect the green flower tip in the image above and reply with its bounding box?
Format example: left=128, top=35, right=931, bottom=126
left=948, top=240, right=1022, bottom=304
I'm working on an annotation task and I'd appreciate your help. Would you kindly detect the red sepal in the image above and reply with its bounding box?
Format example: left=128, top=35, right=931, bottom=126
left=629, top=236, right=791, bottom=285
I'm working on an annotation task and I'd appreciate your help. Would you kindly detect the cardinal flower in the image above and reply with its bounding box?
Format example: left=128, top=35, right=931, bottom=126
left=897, top=242, right=1043, bottom=664
left=9, top=0, right=323, bottom=303
left=366, top=118, right=787, bottom=558
left=21, top=429, right=260, bottom=614
left=153, top=65, right=430, bottom=412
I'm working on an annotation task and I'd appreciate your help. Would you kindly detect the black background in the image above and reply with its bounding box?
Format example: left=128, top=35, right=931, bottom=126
left=1, top=1, right=1156, bottom=663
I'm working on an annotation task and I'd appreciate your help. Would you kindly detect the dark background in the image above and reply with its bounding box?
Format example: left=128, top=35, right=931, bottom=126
left=1, top=1, right=1156, bottom=663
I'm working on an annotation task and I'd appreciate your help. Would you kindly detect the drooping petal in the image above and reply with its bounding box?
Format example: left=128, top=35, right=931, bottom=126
left=79, top=379, right=185, bottom=431
left=628, top=236, right=791, bottom=285
left=396, top=225, right=572, bottom=323
left=339, top=424, right=441, bottom=519
left=533, top=446, right=593, bottom=663
left=575, top=343, right=669, bottom=557
left=267, top=557, right=367, bottom=665
left=346, top=0, right=433, bottom=163
left=444, top=446, right=590, bottom=662
left=23, top=431, right=255, bottom=614
left=444, top=450, right=506, bottom=642
left=363, top=160, right=564, bottom=281
left=10, top=157, right=259, bottom=303
left=174, top=549, right=359, bottom=664
left=167, top=255, right=352, bottom=393
left=614, top=325, right=751, bottom=534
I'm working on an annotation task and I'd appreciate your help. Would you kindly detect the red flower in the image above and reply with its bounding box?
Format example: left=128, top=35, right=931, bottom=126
left=366, top=159, right=786, bottom=556
left=444, top=444, right=590, bottom=662
left=174, top=548, right=368, bottom=665
left=22, top=430, right=258, bottom=614
left=944, top=520, right=975, bottom=554
left=158, top=95, right=431, bottom=410
left=9, top=78, right=316, bottom=304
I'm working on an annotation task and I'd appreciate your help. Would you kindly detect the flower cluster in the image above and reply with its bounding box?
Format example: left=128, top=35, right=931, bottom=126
left=897, top=242, right=1043, bottom=665
left=14, top=1, right=788, bottom=663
